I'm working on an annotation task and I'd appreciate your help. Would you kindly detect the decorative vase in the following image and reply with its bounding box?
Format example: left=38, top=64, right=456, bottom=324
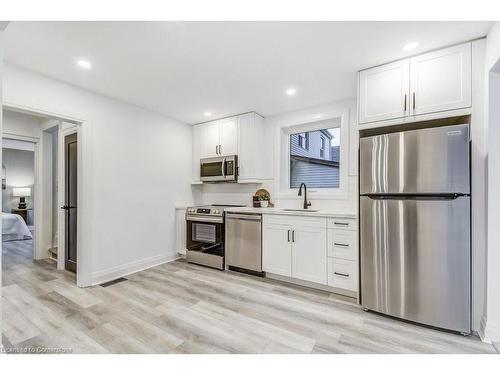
left=260, top=200, right=269, bottom=208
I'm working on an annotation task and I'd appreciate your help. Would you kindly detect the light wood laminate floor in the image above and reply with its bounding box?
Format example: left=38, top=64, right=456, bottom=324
left=1, top=240, right=497, bottom=354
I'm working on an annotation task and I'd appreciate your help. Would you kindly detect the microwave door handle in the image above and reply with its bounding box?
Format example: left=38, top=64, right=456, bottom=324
left=222, top=157, right=226, bottom=178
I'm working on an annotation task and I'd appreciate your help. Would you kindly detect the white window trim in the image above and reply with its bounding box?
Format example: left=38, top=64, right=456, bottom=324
left=274, top=110, right=349, bottom=200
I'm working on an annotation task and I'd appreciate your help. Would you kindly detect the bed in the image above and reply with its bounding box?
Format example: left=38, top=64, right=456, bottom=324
left=2, top=212, right=33, bottom=241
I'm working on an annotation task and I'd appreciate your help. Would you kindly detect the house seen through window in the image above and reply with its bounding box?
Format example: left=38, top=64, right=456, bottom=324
left=297, top=132, right=309, bottom=150
left=289, top=127, right=340, bottom=188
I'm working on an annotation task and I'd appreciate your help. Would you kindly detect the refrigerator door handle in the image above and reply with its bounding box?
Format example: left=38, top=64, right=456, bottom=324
left=363, top=193, right=467, bottom=201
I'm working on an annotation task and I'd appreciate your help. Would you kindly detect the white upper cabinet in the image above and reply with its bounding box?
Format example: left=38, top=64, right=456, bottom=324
left=410, top=43, right=471, bottom=116
left=358, top=59, right=410, bottom=124
left=192, top=112, right=266, bottom=183
left=358, top=42, right=472, bottom=125
left=238, top=112, right=266, bottom=181
left=219, top=117, right=239, bottom=156
left=201, top=120, right=221, bottom=158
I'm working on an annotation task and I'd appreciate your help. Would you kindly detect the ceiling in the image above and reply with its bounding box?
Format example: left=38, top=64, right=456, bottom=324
left=3, top=21, right=492, bottom=124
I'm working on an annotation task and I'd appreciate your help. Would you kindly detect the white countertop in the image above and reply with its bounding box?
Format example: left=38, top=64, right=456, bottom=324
left=224, top=206, right=357, bottom=219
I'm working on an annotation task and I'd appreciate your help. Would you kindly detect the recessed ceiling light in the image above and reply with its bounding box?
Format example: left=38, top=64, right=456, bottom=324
left=403, top=42, right=419, bottom=51
left=204, top=112, right=212, bottom=117
left=76, top=59, right=92, bottom=69
left=286, top=88, right=297, bottom=96
left=313, top=114, right=323, bottom=119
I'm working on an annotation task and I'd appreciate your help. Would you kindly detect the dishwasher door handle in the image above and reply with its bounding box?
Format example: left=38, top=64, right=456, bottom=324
left=226, top=214, right=262, bottom=221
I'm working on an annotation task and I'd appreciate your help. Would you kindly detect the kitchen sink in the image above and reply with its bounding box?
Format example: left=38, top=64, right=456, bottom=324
left=281, top=209, right=319, bottom=212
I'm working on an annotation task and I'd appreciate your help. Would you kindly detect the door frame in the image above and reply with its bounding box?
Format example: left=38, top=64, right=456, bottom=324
left=3, top=101, right=92, bottom=287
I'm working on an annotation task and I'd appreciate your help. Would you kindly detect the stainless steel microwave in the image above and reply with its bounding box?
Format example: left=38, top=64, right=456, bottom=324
left=200, top=155, right=238, bottom=182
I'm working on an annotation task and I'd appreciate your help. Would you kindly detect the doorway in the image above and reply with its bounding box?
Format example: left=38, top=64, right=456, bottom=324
left=1, top=139, right=36, bottom=263
left=2, top=105, right=88, bottom=286
left=2, top=103, right=89, bottom=287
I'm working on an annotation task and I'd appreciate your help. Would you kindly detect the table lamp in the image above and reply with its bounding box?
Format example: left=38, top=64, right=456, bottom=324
left=12, top=187, right=31, bottom=209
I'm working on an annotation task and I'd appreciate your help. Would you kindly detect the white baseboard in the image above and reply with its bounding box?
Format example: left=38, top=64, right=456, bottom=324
left=479, top=315, right=500, bottom=343
left=91, top=252, right=179, bottom=286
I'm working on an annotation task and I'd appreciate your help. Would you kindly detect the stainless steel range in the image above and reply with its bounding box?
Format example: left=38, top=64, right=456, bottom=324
left=185, top=204, right=244, bottom=270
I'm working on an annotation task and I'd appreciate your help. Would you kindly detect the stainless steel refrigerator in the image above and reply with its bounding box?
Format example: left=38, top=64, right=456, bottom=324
left=359, top=124, right=471, bottom=334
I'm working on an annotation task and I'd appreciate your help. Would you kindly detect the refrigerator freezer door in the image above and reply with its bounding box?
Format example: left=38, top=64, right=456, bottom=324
left=359, top=124, right=470, bottom=194
left=360, top=195, right=471, bottom=333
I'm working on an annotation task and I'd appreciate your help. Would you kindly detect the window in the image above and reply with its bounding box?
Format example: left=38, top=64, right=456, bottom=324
left=297, top=132, right=309, bottom=150
left=289, top=127, right=340, bottom=189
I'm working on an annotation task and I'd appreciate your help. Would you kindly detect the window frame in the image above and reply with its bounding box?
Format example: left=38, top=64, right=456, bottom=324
left=319, top=135, right=326, bottom=158
left=275, top=112, right=349, bottom=200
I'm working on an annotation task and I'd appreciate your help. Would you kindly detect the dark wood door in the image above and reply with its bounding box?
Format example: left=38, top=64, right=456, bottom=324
left=64, top=133, right=78, bottom=273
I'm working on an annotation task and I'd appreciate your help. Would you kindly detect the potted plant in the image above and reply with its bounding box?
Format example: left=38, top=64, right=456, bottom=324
left=259, top=194, right=270, bottom=208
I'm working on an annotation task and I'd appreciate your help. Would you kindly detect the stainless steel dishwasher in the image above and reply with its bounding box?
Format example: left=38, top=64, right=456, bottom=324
left=225, top=212, right=263, bottom=275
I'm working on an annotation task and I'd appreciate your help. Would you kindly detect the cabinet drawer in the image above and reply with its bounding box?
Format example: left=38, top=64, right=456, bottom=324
left=328, top=258, right=358, bottom=292
left=327, top=217, right=357, bottom=231
left=328, top=229, right=357, bottom=260
left=263, top=214, right=326, bottom=229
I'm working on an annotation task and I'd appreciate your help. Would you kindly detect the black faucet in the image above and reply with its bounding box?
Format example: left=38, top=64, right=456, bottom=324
left=298, top=183, right=312, bottom=209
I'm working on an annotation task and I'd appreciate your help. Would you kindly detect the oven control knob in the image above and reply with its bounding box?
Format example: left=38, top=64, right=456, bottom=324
left=214, top=210, right=219, bottom=214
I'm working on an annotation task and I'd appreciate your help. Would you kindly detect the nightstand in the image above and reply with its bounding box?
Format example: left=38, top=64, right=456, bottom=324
left=12, top=209, right=28, bottom=224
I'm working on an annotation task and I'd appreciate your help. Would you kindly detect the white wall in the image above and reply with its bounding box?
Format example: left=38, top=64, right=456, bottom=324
left=2, top=108, right=42, bottom=139
left=483, top=21, right=500, bottom=342
left=3, top=63, right=199, bottom=285
left=200, top=99, right=358, bottom=213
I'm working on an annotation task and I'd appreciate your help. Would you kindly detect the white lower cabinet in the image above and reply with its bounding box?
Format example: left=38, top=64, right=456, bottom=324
left=327, top=221, right=359, bottom=293
left=327, top=229, right=357, bottom=261
left=262, top=214, right=358, bottom=296
left=327, top=258, right=358, bottom=292
left=262, top=215, right=327, bottom=285
left=262, top=223, right=292, bottom=277
left=292, top=227, right=327, bottom=284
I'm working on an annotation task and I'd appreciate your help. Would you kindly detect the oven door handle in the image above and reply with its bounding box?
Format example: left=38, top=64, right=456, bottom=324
left=186, top=215, right=224, bottom=224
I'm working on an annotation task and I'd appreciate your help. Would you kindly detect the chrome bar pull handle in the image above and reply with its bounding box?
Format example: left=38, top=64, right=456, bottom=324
left=404, top=94, right=407, bottom=112
left=334, top=272, right=350, bottom=278
left=334, top=222, right=349, bottom=226
left=413, top=92, right=416, bottom=111
left=334, top=243, right=350, bottom=247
